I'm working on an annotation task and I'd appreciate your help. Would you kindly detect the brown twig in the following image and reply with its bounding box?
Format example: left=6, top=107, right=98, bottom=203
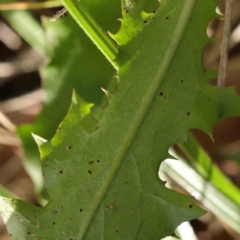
left=0, top=1, right=62, bottom=10
left=218, top=0, right=233, bottom=87
left=50, top=8, right=68, bottom=22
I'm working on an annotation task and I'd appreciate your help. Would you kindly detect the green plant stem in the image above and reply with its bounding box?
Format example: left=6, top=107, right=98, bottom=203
left=60, top=0, right=118, bottom=67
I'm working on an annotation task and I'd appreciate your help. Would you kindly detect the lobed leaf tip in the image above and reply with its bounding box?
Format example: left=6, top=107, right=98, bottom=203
left=108, top=31, right=118, bottom=44
left=112, top=0, right=155, bottom=49
left=71, top=89, right=79, bottom=104
left=32, top=133, right=47, bottom=147
left=101, top=87, right=110, bottom=96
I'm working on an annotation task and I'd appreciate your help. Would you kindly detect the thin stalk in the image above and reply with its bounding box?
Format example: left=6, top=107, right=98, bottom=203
left=50, top=7, right=67, bottom=22
left=0, top=1, right=62, bottom=10
left=217, top=0, right=232, bottom=87
left=60, top=0, right=118, bottom=68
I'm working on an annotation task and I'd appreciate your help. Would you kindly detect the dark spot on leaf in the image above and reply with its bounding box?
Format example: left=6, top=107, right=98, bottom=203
left=115, top=230, right=119, bottom=233
left=88, top=161, right=94, bottom=165
left=80, top=209, right=83, bottom=212
left=153, top=10, right=156, bottom=13
left=189, top=204, right=193, bottom=208
left=166, top=16, right=169, bottom=20
left=52, top=222, right=56, bottom=225
left=27, top=232, right=31, bottom=235
left=55, top=210, right=58, bottom=213
left=181, top=80, right=183, bottom=83
left=126, top=10, right=129, bottom=13
left=88, top=170, right=92, bottom=174
left=162, top=109, right=165, bottom=112
left=59, top=170, right=63, bottom=174
left=152, top=17, right=155, bottom=20
left=45, top=164, right=48, bottom=167
left=107, top=205, right=116, bottom=210
left=125, top=181, right=128, bottom=184
left=159, top=92, right=163, bottom=96
left=97, top=160, right=100, bottom=163
left=143, top=20, right=147, bottom=24
left=187, top=112, right=190, bottom=116
left=66, top=145, right=72, bottom=150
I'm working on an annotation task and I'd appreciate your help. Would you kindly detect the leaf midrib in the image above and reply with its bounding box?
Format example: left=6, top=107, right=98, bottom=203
left=79, top=0, right=197, bottom=238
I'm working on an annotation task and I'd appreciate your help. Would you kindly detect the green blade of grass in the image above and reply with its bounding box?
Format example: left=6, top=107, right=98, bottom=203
left=2, top=8, right=47, bottom=56
left=161, top=148, right=240, bottom=234
left=180, top=133, right=240, bottom=205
